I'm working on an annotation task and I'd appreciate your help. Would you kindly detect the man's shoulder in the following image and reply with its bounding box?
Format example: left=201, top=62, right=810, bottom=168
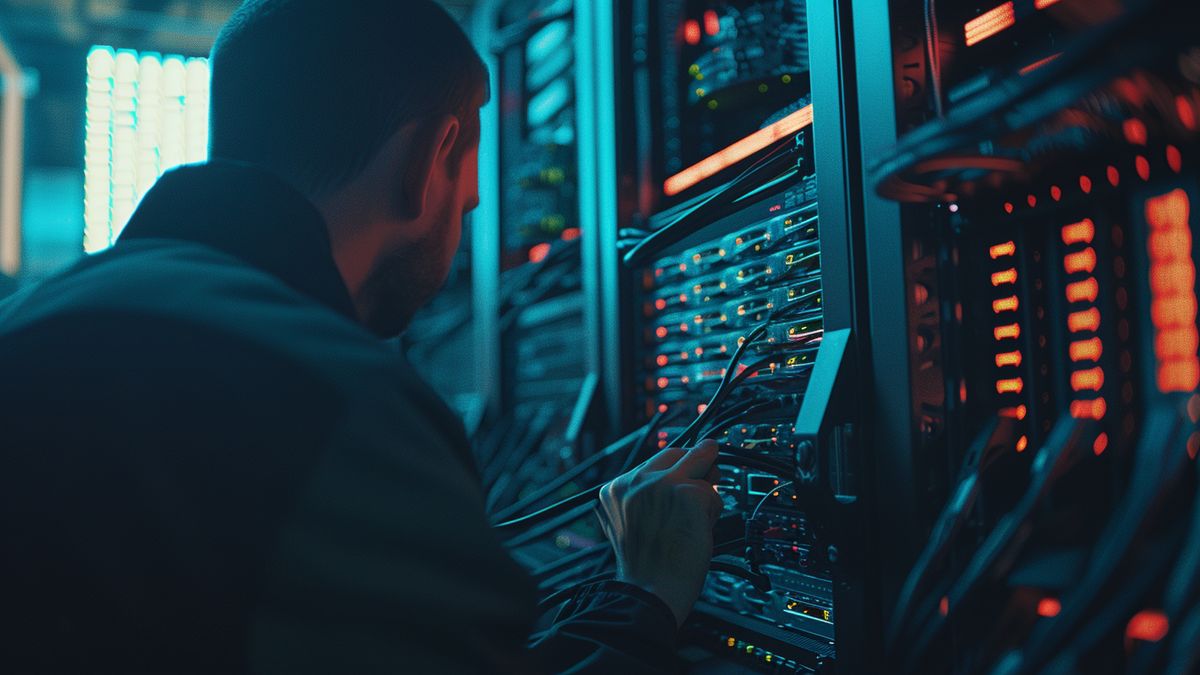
left=0, top=239, right=383, bottom=367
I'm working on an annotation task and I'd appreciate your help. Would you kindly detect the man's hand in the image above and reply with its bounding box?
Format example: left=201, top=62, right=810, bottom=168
left=596, top=439, right=723, bottom=626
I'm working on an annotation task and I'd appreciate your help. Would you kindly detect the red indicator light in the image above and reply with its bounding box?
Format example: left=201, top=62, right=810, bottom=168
left=1080, top=175, right=1093, bottom=194
left=1068, top=307, right=1102, bottom=333
left=993, top=296, right=1020, bottom=313
left=1071, top=367, right=1105, bottom=392
left=655, top=326, right=669, bottom=338
left=656, top=377, right=669, bottom=389
left=1027, top=195, right=1038, bottom=208
left=529, top=242, right=552, bottom=263
left=1123, top=119, right=1148, bottom=145
left=1037, top=597, right=1062, bottom=617
left=1034, top=0, right=1060, bottom=7
left=1016, top=435, right=1029, bottom=452
left=697, top=403, right=707, bottom=414
left=561, top=227, right=581, bottom=241
left=1070, top=398, right=1107, bottom=420
left=684, top=19, right=701, bottom=45
left=1061, top=219, right=1096, bottom=245
left=996, top=377, right=1025, bottom=394
left=655, top=298, right=667, bottom=310
left=995, top=323, right=1022, bottom=340
left=656, top=354, right=669, bottom=367
left=1168, top=146, right=1183, bottom=174
left=664, top=105, right=813, bottom=196
left=990, top=241, right=1017, bottom=259
left=939, top=597, right=949, bottom=616
left=1064, top=248, right=1098, bottom=275
left=1178, top=95, right=1197, bottom=131
left=1136, top=156, right=1151, bottom=182
left=1004, top=202, right=1015, bottom=214
left=996, top=350, right=1023, bottom=367
left=964, top=2, right=1015, bottom=47
left=1000, top=405, right=1028, bottom=420
left=1066, top=278, right=1100, bottom=304
left=1126, top=610, right=1169, bottom=643
left=1070, top=337, right=1104, bottom=362
left=1093, top=432, right=1109, bottom=456
left=658, top=403, right=669, bottom=413
left=1050, top=185, right=1062, bottom=202
left=992, top=268, right=1019, bottom=286
left=1107, top=166, right=1120, bottom=187
left=703, top=10, right=720, bottom=36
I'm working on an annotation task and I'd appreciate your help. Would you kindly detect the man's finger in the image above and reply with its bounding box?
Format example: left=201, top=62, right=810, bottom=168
left=672, top=439, right=720, bottom=479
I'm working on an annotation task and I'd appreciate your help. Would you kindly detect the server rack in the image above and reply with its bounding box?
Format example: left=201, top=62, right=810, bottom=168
left=855, top=0, right=1200, bottom=672
left=605, top=0, right=882, bottom=670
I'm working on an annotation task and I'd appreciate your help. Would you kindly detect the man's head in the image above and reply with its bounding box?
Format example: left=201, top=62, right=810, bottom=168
left=209, top=0, right=486, bottom=336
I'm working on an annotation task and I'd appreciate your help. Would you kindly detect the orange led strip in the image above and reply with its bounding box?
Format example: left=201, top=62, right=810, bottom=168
left=996, top=378, right=1025, bottom=394
left=1069, top=337, right=1103, bottom=362
left=995, top=323, right=1022, bottom=339
left=1062, top=218, right=1096, bottom=245
left=996, top=350, right=1023, bottom=367
left=1019, top=53, right=1061, bottom=76
left=992, top=269, right=1019, bottom=286
left=990, top=241, right=1017, bottom=259
left=1146, top=189, right=1200, bottom=393
left=1066, top=278, right=1100, bottom=303
left=1071, top=367, right=1105, bottom=392
left=664, top=104, right=814, bottom=196
left=965, top=2, right=1015, bottom=47
left=993, top=296, right=1020, bottom=313
left=1068, top=308, right=1101, bottom=333
left=1064, top=248, right=1098, bottom=275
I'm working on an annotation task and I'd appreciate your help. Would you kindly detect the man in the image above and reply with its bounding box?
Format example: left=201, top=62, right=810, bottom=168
left=0, top=1, right=723, bottom=673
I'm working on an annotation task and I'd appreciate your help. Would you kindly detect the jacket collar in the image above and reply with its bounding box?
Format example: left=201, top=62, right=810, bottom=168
left=118, top=161, right=358, bottom=322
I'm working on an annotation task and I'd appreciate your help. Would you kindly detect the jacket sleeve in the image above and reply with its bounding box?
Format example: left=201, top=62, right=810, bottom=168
left=529, top=579, right=679, bottom=674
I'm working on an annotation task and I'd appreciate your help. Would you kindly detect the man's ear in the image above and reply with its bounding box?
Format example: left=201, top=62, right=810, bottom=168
left=399, top=114, right=461, bottom=220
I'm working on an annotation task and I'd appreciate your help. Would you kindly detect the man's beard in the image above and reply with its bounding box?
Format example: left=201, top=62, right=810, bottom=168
left=358, top=237, right=450, bottom=338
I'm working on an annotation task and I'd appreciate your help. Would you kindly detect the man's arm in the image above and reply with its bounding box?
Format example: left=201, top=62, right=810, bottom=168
left=525, top=441, right=725, bottom=674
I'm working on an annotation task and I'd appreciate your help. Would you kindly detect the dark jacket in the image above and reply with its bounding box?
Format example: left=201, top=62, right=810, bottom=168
left=0, top=162, right=676, bottom=673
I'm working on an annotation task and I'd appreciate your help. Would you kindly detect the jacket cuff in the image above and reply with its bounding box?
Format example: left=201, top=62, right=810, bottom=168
left=571, top=579, right=679, bottom=632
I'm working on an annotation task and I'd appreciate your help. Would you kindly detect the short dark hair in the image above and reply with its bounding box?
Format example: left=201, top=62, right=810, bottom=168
left=209, top=0, right=488, bottom=196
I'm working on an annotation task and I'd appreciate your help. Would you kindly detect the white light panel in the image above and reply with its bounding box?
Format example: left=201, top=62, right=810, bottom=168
left=84, top=46, right=210, bottom=254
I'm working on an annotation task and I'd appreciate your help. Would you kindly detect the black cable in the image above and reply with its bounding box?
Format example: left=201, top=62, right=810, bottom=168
left=885, top=417, right=1005, bottom=647
left=700, top=399, right=786, bottom=441
left=495, top=483, right=602, bottom=535
left=623, top=136, right=805, bottom=268
left=716, top=449, right=792, bottom=477
left=924, top=0, right=944, bottom=118
left=504, top=500, right=596, bottom=549
left=492, top=412, right=667, bottom=523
